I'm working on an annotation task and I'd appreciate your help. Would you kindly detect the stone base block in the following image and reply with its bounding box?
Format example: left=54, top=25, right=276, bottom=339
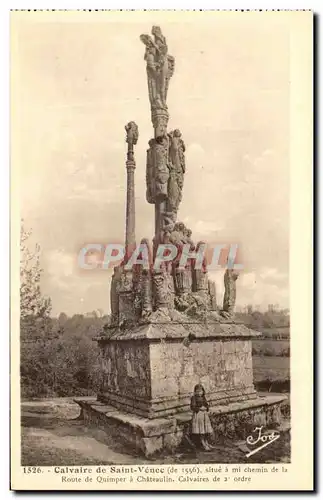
left=74, top=394, right=288, bottom=458
left=96, top=321, right=261, bottom=419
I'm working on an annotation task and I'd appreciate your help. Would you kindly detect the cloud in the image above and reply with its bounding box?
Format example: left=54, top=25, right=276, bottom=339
left=259, top=267, right=288, bottom=282
left=46, top=250, right=76, bottom=290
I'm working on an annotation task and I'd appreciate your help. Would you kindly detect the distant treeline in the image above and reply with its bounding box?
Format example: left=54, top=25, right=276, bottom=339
left=235, top=308, right=290, bottom=334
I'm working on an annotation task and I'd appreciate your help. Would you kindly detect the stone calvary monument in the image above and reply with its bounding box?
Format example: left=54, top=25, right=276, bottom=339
left=76, top=27, right=287, bottom=457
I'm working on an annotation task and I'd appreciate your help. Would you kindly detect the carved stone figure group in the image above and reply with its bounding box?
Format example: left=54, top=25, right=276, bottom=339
left=146, top=129, right=186, bottom=229
left=140, top=26, right=175, bottom=111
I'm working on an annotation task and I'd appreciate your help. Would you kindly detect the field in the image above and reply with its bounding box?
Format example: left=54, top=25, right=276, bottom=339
left=252, top=339, right=289, bottom=357
left=261, top=327, right=290, bottom=340
left=251, top=334, right=290, bottom=392
left=252, top=355, right=289, bottom=383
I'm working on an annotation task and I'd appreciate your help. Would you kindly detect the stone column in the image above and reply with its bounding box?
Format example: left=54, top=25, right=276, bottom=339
left=125, top=160, right=136, bottom=261
left=125, top=122, right=139, bottom=262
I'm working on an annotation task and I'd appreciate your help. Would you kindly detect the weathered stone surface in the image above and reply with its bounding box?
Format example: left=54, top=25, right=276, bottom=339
left=139, top=436, right=163, bottom=457
left=163, top=430, right=184, bottom=451
left=100, top=341, right=151, bottom=401
left=96, top=319, right=261, bottom=342
left=97, top=323, right=260, bottom=418
left=74, top=394, right=288, bottom=457
left=222, top=269, right=239, bottom=315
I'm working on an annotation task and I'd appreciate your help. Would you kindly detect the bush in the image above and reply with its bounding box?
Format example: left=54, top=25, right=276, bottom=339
left=20, top=333, right=101, bottom=399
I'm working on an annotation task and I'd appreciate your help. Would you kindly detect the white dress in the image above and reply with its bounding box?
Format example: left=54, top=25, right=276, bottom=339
left=191, top=408, right=213, bottom=435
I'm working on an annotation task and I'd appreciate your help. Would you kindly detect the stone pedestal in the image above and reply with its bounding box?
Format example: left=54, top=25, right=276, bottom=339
left=75, top=394, right=288, bottom=458
left=95, top=321, right=261, bottom=419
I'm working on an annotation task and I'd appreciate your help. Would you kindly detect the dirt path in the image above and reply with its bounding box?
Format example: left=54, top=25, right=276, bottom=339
left=21, top=401, right=146, bottom=465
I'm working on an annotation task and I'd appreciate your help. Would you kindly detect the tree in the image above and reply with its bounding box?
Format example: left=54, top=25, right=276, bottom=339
left=20, top=221, right=52, bottom=339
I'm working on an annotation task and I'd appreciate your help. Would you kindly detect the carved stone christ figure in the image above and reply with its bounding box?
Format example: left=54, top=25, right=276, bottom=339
left=140, top=26, right=175, bottom=110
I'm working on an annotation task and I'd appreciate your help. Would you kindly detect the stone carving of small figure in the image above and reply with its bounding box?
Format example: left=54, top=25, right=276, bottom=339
left=183, top=227, right=194, bottom=248
left=177, top=222, right=186, bottom=244
left=165, top=270, right=175, bottom=309
left=175, top=292, right=208, bottom=318
left=190, top=384, right=214, bottom=451
left=169, top=222, right=187, bottom=273
left=141, top=272, right=153, bottom=320
left=146, top=138, right=156, bottom=204
left=174, top=292, right=191, bottom=312
left=198, top=240, right=209, bottom=273
left=222, top=268, right=239, bottom=315
left=168, top=222, right=182, bottom=245
left=208, top=280, right=217, bottom=311
left=167, top=160, right=181, bottom=216
left=140, top=34, right=158, bottom=109
left=152, top=270, right=169, bottom=310
left=151, top=25, right=169, bottom=107
left=125, top=121, right=139, bottom=146
left=133, top=238, right=153, bottom=320
left=110, top=267, right=120, bottom=326
left=166, top=129, right=185, bottom=220
left=170, top=129, right=185, bottom=178
left=154, top=135, right=170, bottom=201
left=162, top=211, right=176, bottom=234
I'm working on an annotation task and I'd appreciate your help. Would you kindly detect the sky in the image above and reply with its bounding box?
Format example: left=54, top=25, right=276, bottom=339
left=12, top=12, right=290, bottom=316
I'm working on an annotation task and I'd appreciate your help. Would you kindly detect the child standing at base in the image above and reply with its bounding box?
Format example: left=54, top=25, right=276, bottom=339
left=190, top=384, right=214, bottom=451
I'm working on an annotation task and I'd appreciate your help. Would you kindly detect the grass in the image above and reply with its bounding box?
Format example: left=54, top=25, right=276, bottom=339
left=252, top=355, right=289, bottom=384
left=252, top=339, right=290, bottom=357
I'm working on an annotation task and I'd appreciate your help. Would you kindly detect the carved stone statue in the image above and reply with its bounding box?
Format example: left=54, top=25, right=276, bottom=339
left=169, top=130, right=185, bottom=183
left=154, top=135, right=170, bottom=202
left=140, top=271, right=153, bottom=319
left=145, top=130, right=186, bottom=233
left=125, top=121, right=139, bottom=146
left=117, top=269, right=135, bottom=326
left=152, top=270, right=169, bottom=310
left=183, top=227, right=194, bottom=247
left=174, top=291, right=208, bottom=319
left=169, top=222, right=185, bottom=245
left=146, top=139, right=155, bottom=204
left=222, top=269, right=239, bottom=315
left=125, top=121, right=139, bottom=163
left=140, top=26, right=175, bottom=111
left=162, top=211, right=176, bottom=234
left=166, top=130, right=184, bottom=216
left=208, top=280, right=217, bottom=311
left=140, top=34, right=158, bottom=109
left=110, top=267, right=120, bottom=326
left=139, top=238, right=153, bottom=319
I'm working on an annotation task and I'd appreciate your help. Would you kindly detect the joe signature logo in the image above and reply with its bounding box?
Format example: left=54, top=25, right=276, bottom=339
left=245, top=426, right=280, bottom=458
